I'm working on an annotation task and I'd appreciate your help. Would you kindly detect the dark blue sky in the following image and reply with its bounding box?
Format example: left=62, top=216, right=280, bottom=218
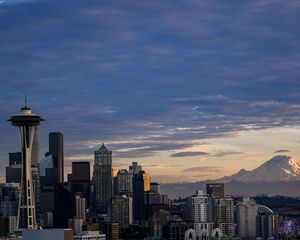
left=1, top=0, right=300, bottom=182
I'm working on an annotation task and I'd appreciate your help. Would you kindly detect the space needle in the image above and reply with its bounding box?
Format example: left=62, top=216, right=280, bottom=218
left=8, top=98, right=44, bottom=230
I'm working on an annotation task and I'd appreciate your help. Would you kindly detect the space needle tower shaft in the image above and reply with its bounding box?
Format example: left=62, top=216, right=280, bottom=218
left=8, top=98, right=44, bottom=230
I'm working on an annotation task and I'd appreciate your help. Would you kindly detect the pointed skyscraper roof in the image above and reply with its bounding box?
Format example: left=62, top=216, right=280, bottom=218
left=96, top=143, right=111, bottom=154
left=99, top=143, right=107, bottom=150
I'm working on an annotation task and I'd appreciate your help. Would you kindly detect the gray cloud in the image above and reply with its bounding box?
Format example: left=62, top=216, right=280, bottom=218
left=112, top=142, right=199, bottom=159
left=212, top=151, right=244, bottom=157
left=183, top=166, right=224, bottom=173
left=274, top=150, right=290, bottom=153
left=170, top=151, right=210, bottom=158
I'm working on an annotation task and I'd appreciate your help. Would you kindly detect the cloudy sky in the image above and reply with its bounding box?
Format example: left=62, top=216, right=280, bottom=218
left=1, top=0, right=300, bottom=183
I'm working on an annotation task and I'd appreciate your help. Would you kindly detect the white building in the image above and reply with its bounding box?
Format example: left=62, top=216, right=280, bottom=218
left=73, top=231, right=106, bottom=240
left=236, top=197, right=258, bottom=240
left=190, top=191, right=211, bottom=222
left=188, top=190, right=214, bottom=237
left=75, top=195, right=86, bottom=221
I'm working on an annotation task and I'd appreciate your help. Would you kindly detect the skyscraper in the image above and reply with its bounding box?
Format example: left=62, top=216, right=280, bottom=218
left=115, top=169, right=133, bottom=196
left=6, top=152, right=22, bottom=184
left=215, top=196, right=235, bottom=237
left=129, top=162, right=143, bottom=174
left=72, top=161, right=90, bottom=182
left=132, top=170, right=150, bottom=223
left=8, top=102, right=44, bottom=230
left=39, top=154, right=55, bottom=222
left=93, top=144, right=112, bottom=214
left=49, top=132, right=64, bottom=183
left=53, top=183, right=73, bottom=228
left=111, top=195, right=133, bottom=230
left=188, top=190, right=214, bottom=237
left=72, top=162, right=91, bottom=208
left=0, top=183, right=20, bottom=217
left=75, top=195, right=86, bottom=221
left=236, top=197, right=258, bottom=240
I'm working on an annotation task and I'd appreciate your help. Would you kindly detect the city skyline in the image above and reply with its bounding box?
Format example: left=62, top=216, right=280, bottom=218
left=1, top=0, right=300, bottom=183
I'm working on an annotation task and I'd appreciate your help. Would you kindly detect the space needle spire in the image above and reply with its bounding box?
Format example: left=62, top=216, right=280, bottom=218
left=8, top=99, right=44, bottom=230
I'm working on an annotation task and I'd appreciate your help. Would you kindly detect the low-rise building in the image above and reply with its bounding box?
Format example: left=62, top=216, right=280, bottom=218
left=22, top=229, right=73, bottom=240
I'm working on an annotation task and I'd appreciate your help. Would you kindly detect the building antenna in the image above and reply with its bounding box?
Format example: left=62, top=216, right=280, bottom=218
left=25, top=96, right=28, bottom=107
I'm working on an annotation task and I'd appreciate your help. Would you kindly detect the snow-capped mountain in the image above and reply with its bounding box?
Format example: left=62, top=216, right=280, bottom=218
left=161, top=155, right=300, bottom=198
left=220, top=155, right=300, bottom=182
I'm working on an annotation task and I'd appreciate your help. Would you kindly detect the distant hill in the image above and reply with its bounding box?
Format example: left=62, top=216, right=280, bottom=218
left=161, top=155, right=300, bottom=199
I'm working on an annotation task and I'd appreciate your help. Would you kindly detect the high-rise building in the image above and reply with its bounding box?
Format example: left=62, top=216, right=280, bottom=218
left=0, top=183, right=20, bottom=217
left=6, top=152, right=25, bottom=184
left=72, top=161, right=90, bottom=182
left=93, top=144, right=112, bottom=214
left=75, top=195, right=86, bottom=221
left=40, top=155, right=53, bottom=177
left=132, top=169, right=150, bottom=223
left=111, top=195, right=133, bottom=230
left=144, top=188, right=170, bottom=221
left=206, top=183, right=224, bottom=198
left=215, top=196, right=235, bottom=237
left=129, top=162, right=142, bottom=174
left=39, top=154, right=55, bottom=222
left=39, top=187, right=55, bottom=215
left=8, top=152, right=22, bottom=166
left=115, top=169, right=133, bottom=196
left=49, top=132, right=64, bottom=183
left=53, top=183, right=73, bottom=228
left=188, top=190, right=214, bottom=237
left=236, top=197, right=258, bottom=240
left=149, top=209, right=172, bottom=239
left=72, top=161, right=91, bottom=208
left=2, top=183, right=20, bottom=202
left=8, top=102, right=44, bottom=230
